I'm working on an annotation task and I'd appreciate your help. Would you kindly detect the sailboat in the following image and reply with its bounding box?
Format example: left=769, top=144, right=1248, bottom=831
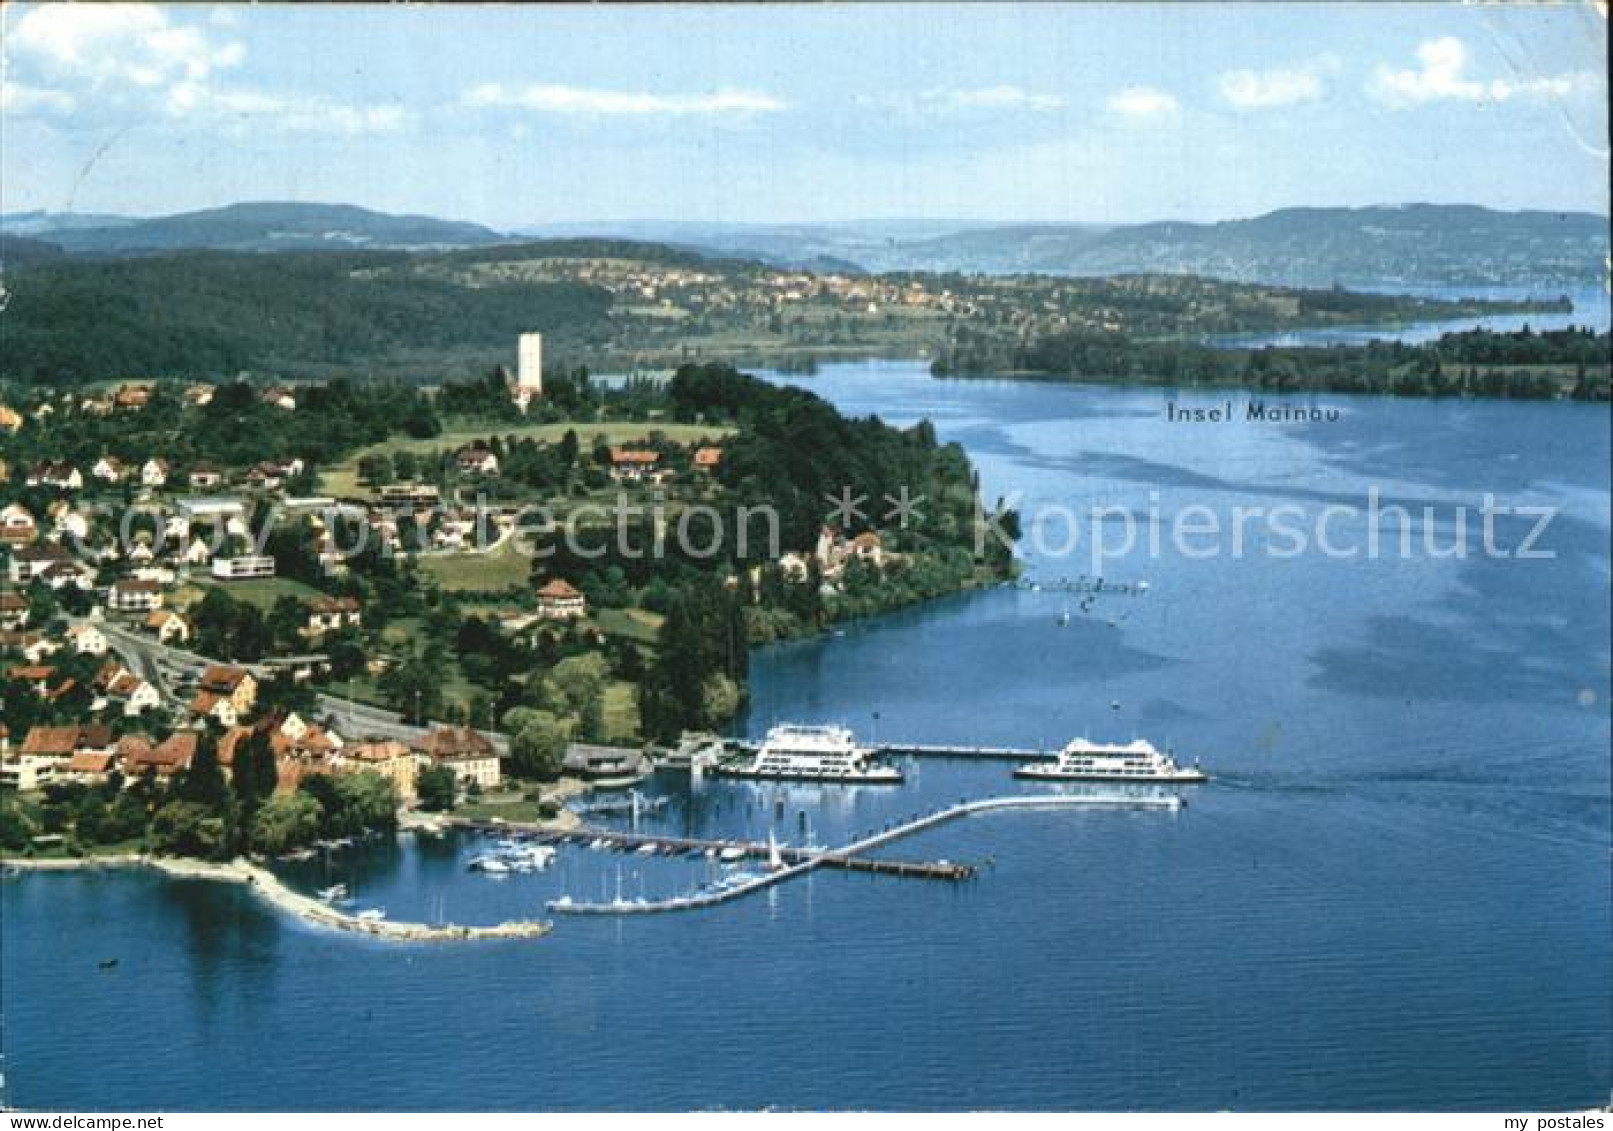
left=767, top=830, right=784, bottom=872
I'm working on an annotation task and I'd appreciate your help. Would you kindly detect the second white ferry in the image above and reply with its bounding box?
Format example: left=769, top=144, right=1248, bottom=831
left=1014, top=737, right=1207, bottom=783
left=720, top=724, right=904, bottom=784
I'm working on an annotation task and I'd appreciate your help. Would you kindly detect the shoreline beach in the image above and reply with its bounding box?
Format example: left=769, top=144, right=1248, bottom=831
left=3, top=850, right=552, bottom=942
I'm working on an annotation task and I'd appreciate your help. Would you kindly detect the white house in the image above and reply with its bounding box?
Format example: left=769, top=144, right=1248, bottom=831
left=189, top=691, right=239, bottom=728
left=28, top=462, right=83, bottom=491
left=104, top=671, right=162, bottom=717
left=41, top=559, right=95, bottom=591
left=91, top=457, right=129, bottom=484
left=0, top=504, right=38, bottom=545
left=187, top=464, right=224, bottom=489
left=0, top=592, right=29, bottom=630
left=455, top=447, right=500, bottom=476
left=305, top=596, right=362, bottom=635
left=415, top=726, right=502, bottom=791
left=52, top=509, right=90, bottom=541
left=536, top=577, right=588, bottom=620
left=108, top=578, right=164, bottom=613
left=140, top=459, right=170, bottom=488
left=66, top=623, right=109, bottom=655
left=211, top=556, right=276, bottom=580
left=146, top=609, right=190, bottom=645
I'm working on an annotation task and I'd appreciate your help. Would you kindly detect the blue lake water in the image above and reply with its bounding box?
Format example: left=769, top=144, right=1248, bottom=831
left=4, top=361, right=1609, bottom=1111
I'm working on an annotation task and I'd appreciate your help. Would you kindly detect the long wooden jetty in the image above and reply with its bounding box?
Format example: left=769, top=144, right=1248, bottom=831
left=546, top=792, right=1181, bottom=916
left=566, top=823, right=973, bottom=881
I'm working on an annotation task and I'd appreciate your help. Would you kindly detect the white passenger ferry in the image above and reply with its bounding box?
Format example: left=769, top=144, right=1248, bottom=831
left=1013, top=738, right=1206, bottom=783
left=721, top=724, right=904, bottom=784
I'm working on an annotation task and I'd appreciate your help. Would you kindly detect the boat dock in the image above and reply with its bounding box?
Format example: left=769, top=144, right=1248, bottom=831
left=567, top=824, right=975, bottom=881
left=547, top=792, right=1181, bottom=915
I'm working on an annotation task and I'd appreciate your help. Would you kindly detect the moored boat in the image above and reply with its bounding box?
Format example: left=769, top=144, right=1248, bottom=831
left=1014, top=738, right=1207, bottom=783
left=718, top=724, right=903, bottom=784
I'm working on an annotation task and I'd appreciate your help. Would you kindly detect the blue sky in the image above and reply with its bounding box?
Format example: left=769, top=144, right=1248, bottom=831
left=2, top=3, right=1606, bottom=226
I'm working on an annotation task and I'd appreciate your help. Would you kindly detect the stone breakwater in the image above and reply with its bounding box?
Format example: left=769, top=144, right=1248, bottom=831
left=4, top=854, right=552, bottom=942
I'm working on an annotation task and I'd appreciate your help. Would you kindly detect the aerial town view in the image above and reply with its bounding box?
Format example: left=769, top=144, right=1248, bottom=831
left=0, top=1, right=1609, bottom=1120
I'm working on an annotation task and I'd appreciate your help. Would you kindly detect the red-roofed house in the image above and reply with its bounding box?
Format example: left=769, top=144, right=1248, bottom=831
left=536, top=577, right=587, bottom=620
left=608, top=448, right=664, bottom=483
left=199, top=665, right=258, bottom=716
left=121, top=732, right=197, bottom=777
left=414, top=726, right=500, bottom=790
left=692, top=446, right=723, bottom=471
left=145, top=609, right=190, bottom=645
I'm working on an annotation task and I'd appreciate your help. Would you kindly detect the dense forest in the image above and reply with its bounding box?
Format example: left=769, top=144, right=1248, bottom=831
left=934, top=326, right=1612, bottom=400
left=0, top=248, right=613, bottom=383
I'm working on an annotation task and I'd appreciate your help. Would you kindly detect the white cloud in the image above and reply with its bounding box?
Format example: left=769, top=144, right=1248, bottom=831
left=464, top=83, right=785, bottom=116
left=1370, top=37, right=1596, bottom=107
left=1107, top=86, right=1179, bottom=120
left=8, top=2, right=244, bottom=88
left=5, top=5, right=401, bottom=135
left=1219, top=57, right=1336, bottom=109
left=164, top=81, right=408, bottom=135
left=1, top=79, right=76, bottom=115
left=924, top=85, right=1064, bottom=112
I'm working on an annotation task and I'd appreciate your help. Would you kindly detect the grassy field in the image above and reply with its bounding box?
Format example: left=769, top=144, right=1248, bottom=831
left=417, top=541, right=533, bottom=593
left=453, top=793, right=554, bottom=823
left=589, top=606, right=663, bottom=645
left=184, top=575, right=329, bottom=611
left=603, top=680, right=641, bottom=740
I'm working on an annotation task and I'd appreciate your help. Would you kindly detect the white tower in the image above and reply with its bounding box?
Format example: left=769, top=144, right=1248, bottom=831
left=515, top=332, right=543, bottom=410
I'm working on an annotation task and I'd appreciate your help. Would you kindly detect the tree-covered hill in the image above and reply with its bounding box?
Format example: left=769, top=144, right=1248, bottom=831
left=0, top=248, right=614, bottom=383
left=14, top=201, right=508, bottom=256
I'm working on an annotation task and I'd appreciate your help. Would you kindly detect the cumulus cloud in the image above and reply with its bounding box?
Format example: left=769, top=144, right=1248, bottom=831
left=923, top=85, right=1064, bottom=112
left=7, top=2, right=244, bottom=88
left=1219, top=57, right=1337, bottom=109
left=4, top=4, right=402, bottom=135
left=1370, top=37, right=1596, bottom=106
left=1, top=78, right=77, bottom=115
left=1107, top=86, right=1179, bottom=120
left=464, top=83, right=785, bottom=116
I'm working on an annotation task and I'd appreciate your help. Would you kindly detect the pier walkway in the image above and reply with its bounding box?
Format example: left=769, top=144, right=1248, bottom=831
left=566, top=824, right=974, bottom=880
left=546, top=792, right=1182, bottom=916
